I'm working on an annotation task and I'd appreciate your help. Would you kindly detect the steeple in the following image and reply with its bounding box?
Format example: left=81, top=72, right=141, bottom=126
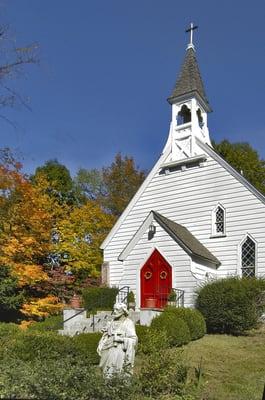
left=163, top=25, right=212, bottom=163
left=167, top=47, right=211, bottom=111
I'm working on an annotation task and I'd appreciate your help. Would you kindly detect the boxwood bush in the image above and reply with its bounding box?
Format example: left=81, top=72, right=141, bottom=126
left=1, top=328, right=101, bottom=365
left=196, top=277, right=265, bottom=334
left=12, top=331, right=76, bottom=361
left=82, top=287, right=119, bottom=312
left=163, top=307, right=206, bottom=340
left=28, top=315, right=63, bottom=332
left=136, top=324, right=169, bottom=354
left=151, top=312, right=191, bottom=347
left=72, top=332, right=101, bottom=364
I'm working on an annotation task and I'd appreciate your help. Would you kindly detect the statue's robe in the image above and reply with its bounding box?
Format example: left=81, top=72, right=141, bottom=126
left=97, top=317, right=137, bottom=377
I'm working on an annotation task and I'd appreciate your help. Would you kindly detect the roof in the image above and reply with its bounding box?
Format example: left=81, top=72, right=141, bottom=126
left=168, top=47, right=210, bottom=108
left=118, top=210, right=220, bottom=267
left=152, top=211, right=220, bottom=266
left=196, top=138, right=265, bottom=206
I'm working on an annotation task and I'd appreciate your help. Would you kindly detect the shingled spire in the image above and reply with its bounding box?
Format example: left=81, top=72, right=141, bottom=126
left=167, top=47, right=211, bottom=111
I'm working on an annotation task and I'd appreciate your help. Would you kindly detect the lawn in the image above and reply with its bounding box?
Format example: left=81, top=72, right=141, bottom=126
left=183, top=326, right=265, bottom=400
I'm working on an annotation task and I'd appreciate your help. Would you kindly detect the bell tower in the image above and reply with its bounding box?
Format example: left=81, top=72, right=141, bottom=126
left=164, top=24, right=212, bottom=162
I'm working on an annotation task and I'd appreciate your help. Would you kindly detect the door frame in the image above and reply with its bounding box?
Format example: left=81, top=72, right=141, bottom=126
left=137, top=246, right=174, bottom=309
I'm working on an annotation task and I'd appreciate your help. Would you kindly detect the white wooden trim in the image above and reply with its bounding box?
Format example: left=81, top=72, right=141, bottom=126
left=211, top=203, right=226, bottom=237
left=118, top=211, right=153, bottom=261
left=237, top=233, right=258, bottom=277
left=197, top=139, right=265, bottom=205
left=100, top=144, right=171, bottom=250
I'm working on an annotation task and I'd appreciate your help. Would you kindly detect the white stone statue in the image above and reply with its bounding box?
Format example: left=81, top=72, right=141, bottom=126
left=97, top=302, right=138, bottom=378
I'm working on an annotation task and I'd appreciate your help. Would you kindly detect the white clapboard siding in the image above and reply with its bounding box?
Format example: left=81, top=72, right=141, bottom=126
left=118, top=224, right=196, bottom=308
left=104, top=150, right=265, bottom=306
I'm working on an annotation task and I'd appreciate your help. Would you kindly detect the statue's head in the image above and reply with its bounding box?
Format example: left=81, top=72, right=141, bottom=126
left=113, top=302, right=129, bottom=319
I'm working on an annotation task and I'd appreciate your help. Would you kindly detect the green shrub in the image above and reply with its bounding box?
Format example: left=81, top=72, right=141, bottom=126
left=195, top=277, right=265, bottom=334
left=136, top=324, right=169, bottom=354
left=82, top=286, right=119, bottom=312
left=151, top=312, right=191, bottom=347
left=72, top=332, right=101, bottom=364
left=11, top=331, right=76, bottom=361
left=138, top=347, right=189, bottom=397
left=164, top=307, right=206, bottom=340
left=28, top=315, right=63, bottom=332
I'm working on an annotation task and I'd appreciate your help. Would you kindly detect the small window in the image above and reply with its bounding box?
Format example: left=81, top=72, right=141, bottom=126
left=215, top=206, right=224, bottom=233
left=212, top=204, right=225, bottom=236
left=196, top=108, right=204, bottom=128
left=241, top=236, right=256, bottom=278
left=177, top=105, right=191, bottom=125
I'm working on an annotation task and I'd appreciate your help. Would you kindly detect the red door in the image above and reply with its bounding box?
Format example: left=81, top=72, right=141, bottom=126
left=140, top=249, right=172, bottom=309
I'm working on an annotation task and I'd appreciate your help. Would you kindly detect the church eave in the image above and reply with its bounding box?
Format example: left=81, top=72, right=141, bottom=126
left=153, top=212, right=221, bottom=267
left=196, top=139, right=265, bottom=206
left=167, top=90, right=212, bottom=112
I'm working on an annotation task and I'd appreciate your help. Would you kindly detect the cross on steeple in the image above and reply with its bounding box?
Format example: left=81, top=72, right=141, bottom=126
left=185, top=22, right=198, bottom=49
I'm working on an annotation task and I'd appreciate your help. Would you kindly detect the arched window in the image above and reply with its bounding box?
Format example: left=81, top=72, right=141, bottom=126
left=241, top=236, right=256, bottom=278
left=212, top=204, right=225, bottom=236
left=196, top=108, right=204, bottom=128
left=177, top=105, right=191, bottom=125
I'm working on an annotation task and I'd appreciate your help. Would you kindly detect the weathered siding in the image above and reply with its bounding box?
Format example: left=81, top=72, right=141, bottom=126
left=104, top=153, right=265, bottom=306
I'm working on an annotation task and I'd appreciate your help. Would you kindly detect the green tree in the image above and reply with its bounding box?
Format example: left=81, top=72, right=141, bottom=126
left=75, top=153, right=146, bottom=216
left=32, top=159, right=76, bottom=204
left=213, top=140, right=265, bottom=194
left=0, top=265, right=24, bottom=321
left=74, top=168, right=106, bottom=202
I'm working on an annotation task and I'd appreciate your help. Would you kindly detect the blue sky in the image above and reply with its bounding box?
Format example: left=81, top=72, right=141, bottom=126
left=1, top=0, right=265, bottom=176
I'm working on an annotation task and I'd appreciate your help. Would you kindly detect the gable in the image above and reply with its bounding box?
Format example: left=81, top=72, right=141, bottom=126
left=118, top=210, right=220, bottom=267
left=102, top=139, right=265, bottom=252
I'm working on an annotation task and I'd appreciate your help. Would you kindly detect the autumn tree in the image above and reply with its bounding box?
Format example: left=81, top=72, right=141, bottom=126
left=214, top=140, right=265, bottom=194
left=75, top=153, right=146, bottom=216
left=0, top=149, right=63, bottom=319
left=54, top=201, right=115, bottom=279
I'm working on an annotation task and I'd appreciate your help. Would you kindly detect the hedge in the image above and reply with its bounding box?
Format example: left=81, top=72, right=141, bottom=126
left=196, top=277, right=265, bottom=334
left=82, top=287, right=119, bottom=312
left=72, top=332, right=101, bottom=364
left=150, top=312, right=191, bottom=347
left=0, top=328, right=101, bottom=365
left=163, top=307, right=206, bottom=340
left=136, top=324, right=169, bottom=354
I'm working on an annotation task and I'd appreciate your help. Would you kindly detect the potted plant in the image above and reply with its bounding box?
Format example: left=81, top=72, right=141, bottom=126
left=167, top=289, right=177, bottom=306
left=70, top=293, right=82, bottom=309
left=127, top=291, right=136, bottom=310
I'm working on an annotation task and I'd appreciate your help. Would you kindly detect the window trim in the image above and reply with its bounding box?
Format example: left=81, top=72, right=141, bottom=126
left=211, top=203, right=226, bottom=238
left=239, top=234, right=257, bottom=278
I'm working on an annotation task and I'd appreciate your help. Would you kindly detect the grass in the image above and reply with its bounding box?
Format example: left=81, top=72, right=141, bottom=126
left=183, top=326, right=265, bottom=400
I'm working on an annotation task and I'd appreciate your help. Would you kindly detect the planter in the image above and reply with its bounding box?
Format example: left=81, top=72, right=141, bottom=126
left=145, top=298, right=157, bottom=308
left=70, top=294, right=81, bottom=309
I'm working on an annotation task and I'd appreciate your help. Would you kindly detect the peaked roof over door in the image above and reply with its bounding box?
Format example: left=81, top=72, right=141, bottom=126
left=167, top=47, right=210, bottom=109
left=119, top=210, right=221, bottom=267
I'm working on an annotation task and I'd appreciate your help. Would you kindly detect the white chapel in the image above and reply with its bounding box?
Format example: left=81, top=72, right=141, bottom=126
left=100, top=28, right=265, bottom=309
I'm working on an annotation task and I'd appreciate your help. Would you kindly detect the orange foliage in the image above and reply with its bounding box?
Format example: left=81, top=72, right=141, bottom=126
left=21, top=295, right=64, bottom=318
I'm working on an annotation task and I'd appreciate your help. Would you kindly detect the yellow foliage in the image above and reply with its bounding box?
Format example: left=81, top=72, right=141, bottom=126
left=21, top=295, right=64, bottom=318
left=19, top=320, right=35, bottom=330
left=55, top=201, right=115, bottom=276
